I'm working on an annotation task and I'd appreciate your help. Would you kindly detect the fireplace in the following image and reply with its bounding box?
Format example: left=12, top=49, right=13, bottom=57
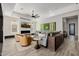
left=21, top=31, right=30, bottom=34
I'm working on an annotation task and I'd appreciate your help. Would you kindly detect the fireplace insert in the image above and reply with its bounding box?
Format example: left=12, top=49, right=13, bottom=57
left=21, top=31, right=30, bottom=34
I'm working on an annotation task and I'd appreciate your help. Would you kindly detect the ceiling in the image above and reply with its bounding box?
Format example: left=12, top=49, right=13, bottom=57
left=2, top=3, right=16, bottom=15
left=2, top=3, right=74, bottom=18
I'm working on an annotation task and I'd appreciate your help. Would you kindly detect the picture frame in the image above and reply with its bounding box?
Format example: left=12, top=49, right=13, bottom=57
left=11, top=22, right=18, bottom=33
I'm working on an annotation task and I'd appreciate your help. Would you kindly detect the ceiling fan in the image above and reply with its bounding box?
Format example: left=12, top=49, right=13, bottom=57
left=31, top=10, right=40, bottom=18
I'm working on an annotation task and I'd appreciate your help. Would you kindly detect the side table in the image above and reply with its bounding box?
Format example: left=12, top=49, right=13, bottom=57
left=34, top=37, right=41, bottom=49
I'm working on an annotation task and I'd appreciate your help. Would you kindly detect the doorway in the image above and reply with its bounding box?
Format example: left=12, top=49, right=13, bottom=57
left=63, top=15, right=78, bottom=38
left=69, top=23, right=75, bottom=35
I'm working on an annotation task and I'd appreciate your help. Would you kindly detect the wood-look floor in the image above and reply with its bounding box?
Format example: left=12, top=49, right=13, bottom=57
left=2, top=36, right=79, bottom=56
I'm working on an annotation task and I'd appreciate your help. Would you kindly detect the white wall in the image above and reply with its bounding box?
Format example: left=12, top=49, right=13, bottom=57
left=3, top=16, right=19, bottom=36
left=40, top=15, right=63, bottom=31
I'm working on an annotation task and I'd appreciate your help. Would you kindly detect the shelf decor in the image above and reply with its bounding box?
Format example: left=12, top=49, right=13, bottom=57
left=21, top=23, right=31, bottom=28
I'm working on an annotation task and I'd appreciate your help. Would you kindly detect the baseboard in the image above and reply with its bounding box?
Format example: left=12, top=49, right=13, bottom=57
left=5, top=35, right=15, bottom=39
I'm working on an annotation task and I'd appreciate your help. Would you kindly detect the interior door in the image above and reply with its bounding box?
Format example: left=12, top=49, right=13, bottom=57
left=69, top=23, right=75, bottom=35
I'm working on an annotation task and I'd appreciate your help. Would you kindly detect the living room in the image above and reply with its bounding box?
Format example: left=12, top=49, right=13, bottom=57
left=1, top=3, right=79, bottom=56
